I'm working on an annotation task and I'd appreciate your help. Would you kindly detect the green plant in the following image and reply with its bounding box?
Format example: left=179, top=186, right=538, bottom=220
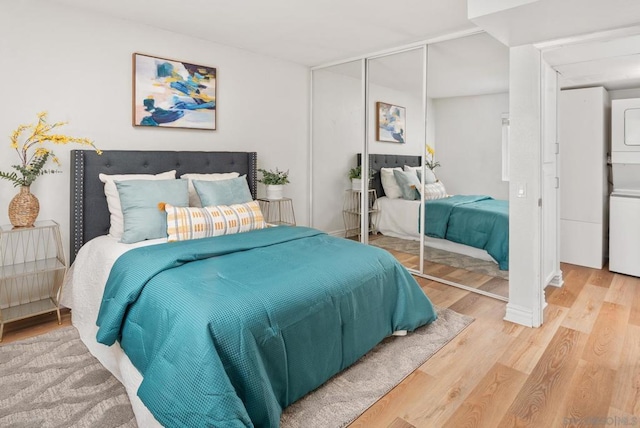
left=348, top=165, right=375, bottom=180
left=258, top=168, right=290, bottom=185
left=1, top=112, right=101, bottom=187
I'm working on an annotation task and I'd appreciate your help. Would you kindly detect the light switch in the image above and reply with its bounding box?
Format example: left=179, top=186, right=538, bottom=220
left=516, top=183, right=527, bottom=198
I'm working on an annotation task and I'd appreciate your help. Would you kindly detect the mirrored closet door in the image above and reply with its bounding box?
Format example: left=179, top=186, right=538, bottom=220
left=422, top=33, right=510, bottom=299
left=310, top=32, right=510, bottom=302
left=364, top=47, right=427, bottom=272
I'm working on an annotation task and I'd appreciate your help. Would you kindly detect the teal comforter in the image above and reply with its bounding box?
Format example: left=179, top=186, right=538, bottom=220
left=96, top=226, right=436, bottom=427
left=424, top=195, right=509, bottom=270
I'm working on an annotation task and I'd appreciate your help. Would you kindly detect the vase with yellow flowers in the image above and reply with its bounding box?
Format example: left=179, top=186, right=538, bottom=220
left=1, top=112, right=101, bottom=227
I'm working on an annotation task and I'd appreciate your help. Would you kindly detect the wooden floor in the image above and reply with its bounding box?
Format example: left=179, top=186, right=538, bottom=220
left=3, top=259, right=639, bottom=427
left=350, top=260, right=640, bottom=427
left=1, top=308, right=71, bottom=344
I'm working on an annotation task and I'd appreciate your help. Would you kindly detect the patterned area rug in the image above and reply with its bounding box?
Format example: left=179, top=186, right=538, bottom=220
left=370, top=235, right=509, bottom=281
left=0, top=327, right=136, bottom=428
left=1, top=307, right=472, bottom=427
left=281, top=306, right=473, bottom=427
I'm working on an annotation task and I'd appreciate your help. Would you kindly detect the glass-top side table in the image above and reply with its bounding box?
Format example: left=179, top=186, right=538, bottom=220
left=258, top=198, right=296, bottom=226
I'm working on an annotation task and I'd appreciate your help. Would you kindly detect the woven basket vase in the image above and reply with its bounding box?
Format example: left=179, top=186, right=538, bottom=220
left=8, top=186, right=40, bottom=227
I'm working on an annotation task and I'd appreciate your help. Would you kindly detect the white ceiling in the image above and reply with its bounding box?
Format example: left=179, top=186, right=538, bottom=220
left=48, top=0, right=640, bottom=93
left=469, top=0, right=640, bottom=92
left=469, top=0, right=640, bottom=48
left=49, top=0, right=477, bottom=66
left=315, top=33, right=509, bottom=99
left=427, top=32, right=509, bottom=98
left=542, top=28, right=640, bottom=91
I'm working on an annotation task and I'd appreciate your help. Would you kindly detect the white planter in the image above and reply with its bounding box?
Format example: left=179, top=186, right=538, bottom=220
left=266, top=184, right=284, bottom=200
left=351, top=178, right=362, bottom=191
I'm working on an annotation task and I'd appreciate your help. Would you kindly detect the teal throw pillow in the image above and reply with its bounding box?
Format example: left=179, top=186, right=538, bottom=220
left=116, top=179, right=189, bottom=244
left=193, top=175, right=253, bottom=207
left=393, top=170, right=420, bottom=200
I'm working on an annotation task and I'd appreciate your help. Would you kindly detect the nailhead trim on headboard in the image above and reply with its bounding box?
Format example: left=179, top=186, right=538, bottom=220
left=69, top=150, right=259, bottom=264
left=250, top=152, right=258, bottom=200
left=71, top=150, right=85, bottom=260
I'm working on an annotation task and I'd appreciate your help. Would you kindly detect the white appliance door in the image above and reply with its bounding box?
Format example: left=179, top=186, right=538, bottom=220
left=610, top=194, right=640, bottom=277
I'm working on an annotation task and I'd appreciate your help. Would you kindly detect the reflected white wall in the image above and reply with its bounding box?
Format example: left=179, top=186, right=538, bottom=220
left=434, top=92, right=509, bottom=199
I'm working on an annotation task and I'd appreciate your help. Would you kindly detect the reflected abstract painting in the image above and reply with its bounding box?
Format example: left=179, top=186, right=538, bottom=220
left=376, top=102, right=405, bottom=143
left=133, top=53, right=216, bottom=130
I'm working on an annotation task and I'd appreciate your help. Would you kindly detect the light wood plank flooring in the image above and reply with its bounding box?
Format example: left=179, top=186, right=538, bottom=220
left=2, top=260, right=639, bottom=427
left=1, top=308, right=71, bottom=344
left=351, top=260, right=640, bottom=427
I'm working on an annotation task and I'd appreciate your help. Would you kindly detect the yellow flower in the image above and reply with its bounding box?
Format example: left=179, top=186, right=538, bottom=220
left=2, top=112, right=101, bottom=187
left=425, top=144, right=441, bottom=171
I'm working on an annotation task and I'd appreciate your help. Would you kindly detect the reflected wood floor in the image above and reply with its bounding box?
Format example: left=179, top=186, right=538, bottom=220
left=385, top=247, right=510, bottom=299
left=369, top=234, right=509, bottom=299
left=3, top=262, right=639, bottom=427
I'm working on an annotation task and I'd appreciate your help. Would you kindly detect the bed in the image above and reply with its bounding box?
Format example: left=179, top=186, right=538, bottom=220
left=360, top=154, right=509, bottom=270
left=62, top=150, right=437, bottom=427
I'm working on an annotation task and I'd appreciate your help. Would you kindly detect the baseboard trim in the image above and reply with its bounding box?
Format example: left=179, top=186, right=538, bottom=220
left=548, top=271, right=564, bottom=288
left=504, top=303, right=535, bottom=327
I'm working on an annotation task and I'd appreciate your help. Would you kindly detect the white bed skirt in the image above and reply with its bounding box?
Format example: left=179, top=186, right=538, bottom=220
left=61, top=236, right=163, bottom=428
left=372, top=196, right=497, bottom=263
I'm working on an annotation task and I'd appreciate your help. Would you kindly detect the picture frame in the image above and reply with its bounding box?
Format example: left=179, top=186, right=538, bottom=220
left=133, top=53, right=217, bottom=130
left=376, top=102, right=406, bottom=143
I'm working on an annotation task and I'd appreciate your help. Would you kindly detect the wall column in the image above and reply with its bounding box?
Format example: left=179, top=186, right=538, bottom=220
left=506, top=44, right=545, bottom=327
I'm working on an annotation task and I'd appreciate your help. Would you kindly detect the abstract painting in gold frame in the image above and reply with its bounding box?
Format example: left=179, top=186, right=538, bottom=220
left=376, top=102, right=405, bottom=143
left=133, top=53, right=216, bottom=130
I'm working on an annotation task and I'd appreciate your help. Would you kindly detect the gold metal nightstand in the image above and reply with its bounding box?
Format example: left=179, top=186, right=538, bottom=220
left=342, top=189, right=378, bottom=239
left=258, top=197, right=296, bottom=226
left=0, top=220, right=67, bottom=341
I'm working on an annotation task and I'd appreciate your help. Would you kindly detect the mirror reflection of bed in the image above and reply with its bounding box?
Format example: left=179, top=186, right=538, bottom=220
left=362, top=34, right=509, bottom=300
left=360, top=154, right=509, bottom=299
left=310, top=32, right=509, bottom=301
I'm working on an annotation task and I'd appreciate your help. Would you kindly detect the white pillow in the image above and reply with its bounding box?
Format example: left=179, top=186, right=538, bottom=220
left=423, top=168, right=437, bottom=184
left=99, top=170, right=176, bottom=239
left=403, top=165, right=419, bottom=176
left=180, top=172, right=240, bottom=207
left=380, top=167, right=403, bottom=199
left=403, top=165, right=437, bottom=184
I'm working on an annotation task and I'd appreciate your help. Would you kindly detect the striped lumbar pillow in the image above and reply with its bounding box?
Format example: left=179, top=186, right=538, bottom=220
left=418, top=181, right=448, bottom=200
left=164, top=200, right=266, bottom=242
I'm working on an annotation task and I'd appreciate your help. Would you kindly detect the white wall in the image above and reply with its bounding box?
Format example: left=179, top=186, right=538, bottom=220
left=311, top=65, right=362, bottom=234
left=0, top=0, right=309, bottom=258
left=427, top=97, right=436, bottom=150
left=433, top=93, right=509, bottom=199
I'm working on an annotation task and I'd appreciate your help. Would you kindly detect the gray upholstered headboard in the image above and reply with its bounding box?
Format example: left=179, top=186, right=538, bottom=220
left=357, top=153, right=422, bottom=198
left=70, top=150, right=257, bottom=262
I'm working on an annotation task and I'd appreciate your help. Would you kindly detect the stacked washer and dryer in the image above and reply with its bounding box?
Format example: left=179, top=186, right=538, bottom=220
left=610, top=98, right=640, bottom=277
